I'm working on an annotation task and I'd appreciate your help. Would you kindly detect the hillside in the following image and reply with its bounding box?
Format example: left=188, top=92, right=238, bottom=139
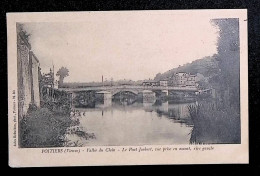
left=154, top=55, right=219, bottom=81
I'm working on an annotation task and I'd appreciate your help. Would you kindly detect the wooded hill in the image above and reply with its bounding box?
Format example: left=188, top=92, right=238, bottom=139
left=154, top=55, right=219, bottom=81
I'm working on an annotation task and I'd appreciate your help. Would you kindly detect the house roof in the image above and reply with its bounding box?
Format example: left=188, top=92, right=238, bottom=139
left=176, top=72, right=186, bottom=76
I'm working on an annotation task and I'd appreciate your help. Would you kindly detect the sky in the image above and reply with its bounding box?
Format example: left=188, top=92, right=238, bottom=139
left=23, top=14, right=219, bottom=83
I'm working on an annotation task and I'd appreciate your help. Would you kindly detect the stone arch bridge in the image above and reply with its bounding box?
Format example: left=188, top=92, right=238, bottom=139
left=59, top=85, right=198, bottom=100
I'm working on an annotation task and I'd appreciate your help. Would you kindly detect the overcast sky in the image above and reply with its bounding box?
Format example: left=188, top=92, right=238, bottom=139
left=23, top=14, right=219, bottom=83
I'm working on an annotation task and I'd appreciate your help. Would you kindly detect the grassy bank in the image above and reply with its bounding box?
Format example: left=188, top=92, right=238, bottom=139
left=20, top=108, right=77, bottom=148
left=188, top=102, right=240, bottom=144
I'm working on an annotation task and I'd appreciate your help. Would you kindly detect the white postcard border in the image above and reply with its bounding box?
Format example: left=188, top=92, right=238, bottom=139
left=8, top=9, right=248, bottom=167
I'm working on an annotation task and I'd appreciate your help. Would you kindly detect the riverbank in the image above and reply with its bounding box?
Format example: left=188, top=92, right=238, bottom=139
left=19, top=108, right=76, bottom=148
left=188, top=102, right=240, bottom=144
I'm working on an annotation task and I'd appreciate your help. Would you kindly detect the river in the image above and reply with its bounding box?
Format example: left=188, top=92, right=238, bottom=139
left=65, top=100, right=194, bottom=146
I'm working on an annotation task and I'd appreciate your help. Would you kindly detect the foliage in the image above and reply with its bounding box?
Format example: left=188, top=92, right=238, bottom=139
left=56, top=67, right=69, bottom=87
left=210, top=19, right=240, bottom=110
left=20, top=87, right=74, bottom=147
left=56, top=67, right=69, bottom=78
left=20, top=105, right=95, bottom=147
left=188, top=102, right=240, bottom=144
left=17, top=23, right=31, bottom=41
left=27, top=103, right=38, bottom=114
left=20, top=108, right=73, bottom=148
left=73, top=91, right=96, bottom=107
left=40, top=87, right=71, bottom=114
left=74, top=131, right=96, bottom=140
left=154, top=56, right=219, bottom=81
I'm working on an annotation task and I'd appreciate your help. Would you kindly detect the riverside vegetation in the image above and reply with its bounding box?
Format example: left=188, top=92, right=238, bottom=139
left=20, top=107, right=74, bottom=147
left=188, top=102, right=240, bottom=144
left=187, top=19, right=241, bottom=144
left=19, top=95, right=95, bottom=148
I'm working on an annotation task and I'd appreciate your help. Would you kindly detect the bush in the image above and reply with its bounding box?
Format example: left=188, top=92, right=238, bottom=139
left=20, top=108, right=73, bottom=148
left=188, top=102, right=240, bottom=144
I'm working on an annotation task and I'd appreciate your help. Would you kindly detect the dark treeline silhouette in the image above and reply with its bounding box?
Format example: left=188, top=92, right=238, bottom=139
left=56, top=67, right=69, bottom=88
left=189, top=18, right=241, bottom=144
left=211, top=18, right=240, bottom=110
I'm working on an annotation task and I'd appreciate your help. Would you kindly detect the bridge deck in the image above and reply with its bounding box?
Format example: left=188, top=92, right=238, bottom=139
left=59, top=85, right=198, bottom=93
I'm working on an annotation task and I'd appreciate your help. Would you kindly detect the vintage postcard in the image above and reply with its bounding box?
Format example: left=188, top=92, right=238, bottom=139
left=8, top=10, right=248, bottom=167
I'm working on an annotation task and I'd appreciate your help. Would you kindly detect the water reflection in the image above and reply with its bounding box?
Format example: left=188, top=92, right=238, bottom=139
left=95, top=98, right=112, bottom=109
left=66, top=99, right=194, bottom=146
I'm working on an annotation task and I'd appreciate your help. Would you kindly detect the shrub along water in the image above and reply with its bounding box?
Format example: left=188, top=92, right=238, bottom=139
left=188, top=102, right=240, bottom=144
left=20, top=108, right=75, bottom=148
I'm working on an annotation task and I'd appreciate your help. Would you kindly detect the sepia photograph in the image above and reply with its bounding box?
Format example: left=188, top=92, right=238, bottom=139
left=8, top=10, right=248, bottom=166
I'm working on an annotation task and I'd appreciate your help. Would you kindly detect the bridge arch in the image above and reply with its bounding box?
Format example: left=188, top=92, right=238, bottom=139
left=111, top=89, right=139, bottom=96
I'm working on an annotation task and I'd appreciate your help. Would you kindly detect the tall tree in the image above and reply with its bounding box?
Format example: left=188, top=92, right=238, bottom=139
left=211, top=18, right=240, bottom=109
left=56, top=67, right=69, bottom=88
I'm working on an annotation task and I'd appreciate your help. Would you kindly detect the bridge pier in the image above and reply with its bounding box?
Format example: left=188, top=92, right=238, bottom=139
left=69, top=92, right=77, bottom=107
left=95, top=98, right=112, bottom=108
left=96, top=91, right=112, bottom=101
left=161, top=90, right=168, bottom=96
left=161, top=101, right=169, bottom=112
left=142, top=90, right=156, bottom=103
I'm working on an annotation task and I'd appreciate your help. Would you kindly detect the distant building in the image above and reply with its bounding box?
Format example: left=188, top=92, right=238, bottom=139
left=186, top=74, right=196, bottom=87
left=173, top=72, right=197, bottom=87
left=159, top=80, right=168, bottom=87
left=143, top=72, right=197, bottom=88
left=17, top=25, right=40, bottom=119
left=142, top=80, right=159, bottom=86
left=175, top=72, right=188, bottom=86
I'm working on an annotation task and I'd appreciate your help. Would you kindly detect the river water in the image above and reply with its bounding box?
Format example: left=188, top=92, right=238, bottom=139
left=66, top=100, right=194, bottom=146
